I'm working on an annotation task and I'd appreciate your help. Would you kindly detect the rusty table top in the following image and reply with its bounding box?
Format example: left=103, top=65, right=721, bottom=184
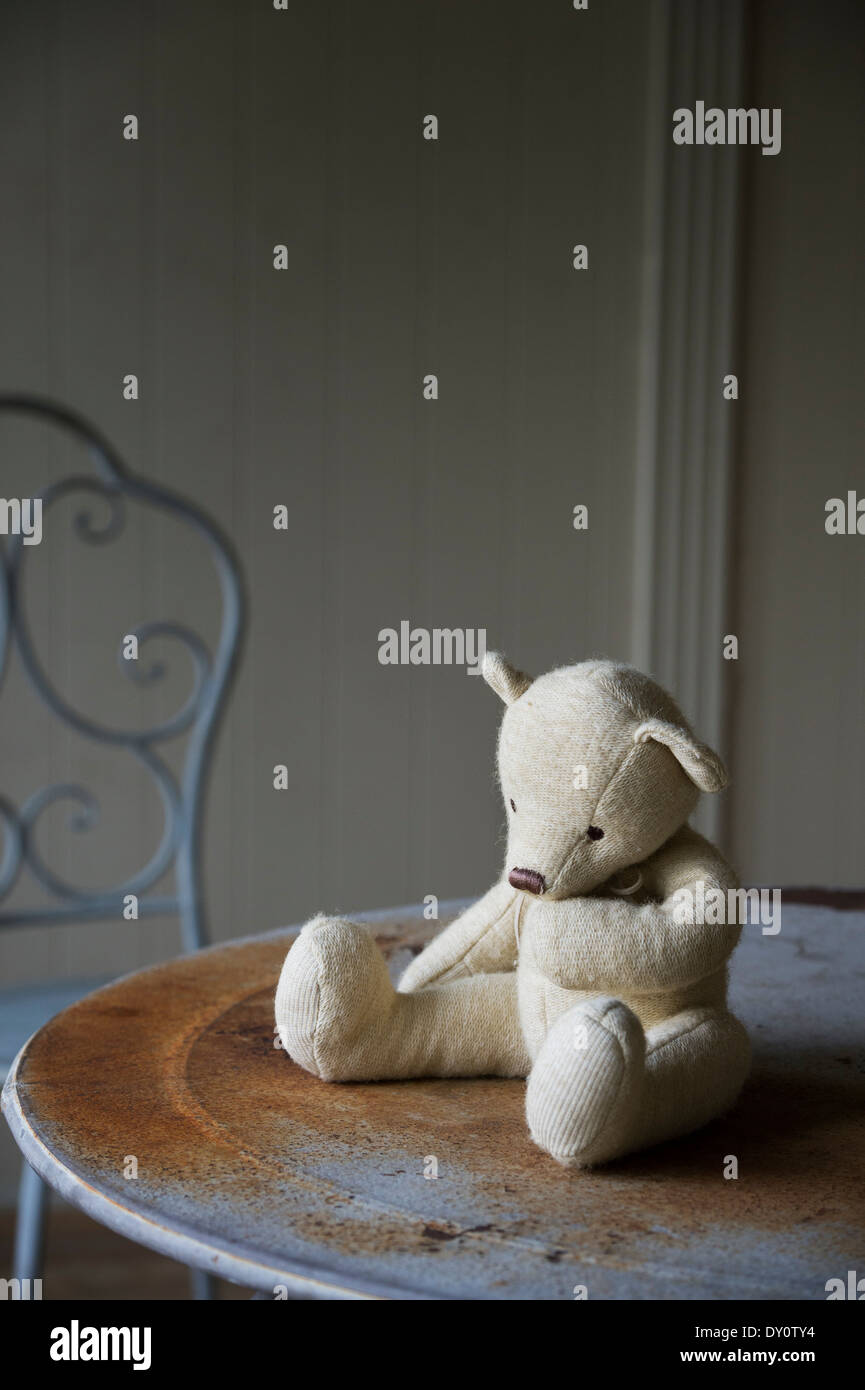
left=3, top=897, right=864, bottom=1300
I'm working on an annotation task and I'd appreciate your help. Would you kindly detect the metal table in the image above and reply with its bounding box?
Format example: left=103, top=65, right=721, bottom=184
left=3, top=897, right=863, bottom=1300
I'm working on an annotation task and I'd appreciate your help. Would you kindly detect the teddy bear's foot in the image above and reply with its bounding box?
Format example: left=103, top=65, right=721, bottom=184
left=276, top=918, right=532, bottom=1082
left=275, top=916, right=395, bottom=1081
left=525, top=997, right=645, bottom=1168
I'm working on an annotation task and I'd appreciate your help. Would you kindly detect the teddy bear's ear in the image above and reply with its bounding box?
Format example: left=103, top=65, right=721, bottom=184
left=633, top=719, right=728, bottom=793
left=483, top=651, right=533, bottom=705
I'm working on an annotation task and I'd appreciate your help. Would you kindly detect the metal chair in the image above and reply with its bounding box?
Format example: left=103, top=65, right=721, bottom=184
left=0, top=395, right=243, bottom=1295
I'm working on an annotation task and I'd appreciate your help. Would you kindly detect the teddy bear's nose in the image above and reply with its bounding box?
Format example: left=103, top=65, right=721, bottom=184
left=509, top=867, right=546, bottom=895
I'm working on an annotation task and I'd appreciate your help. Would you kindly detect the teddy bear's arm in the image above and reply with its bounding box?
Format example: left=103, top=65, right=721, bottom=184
left=398, top=881, right=519, bottom=992
left=528, top=827, right=741, bottom=993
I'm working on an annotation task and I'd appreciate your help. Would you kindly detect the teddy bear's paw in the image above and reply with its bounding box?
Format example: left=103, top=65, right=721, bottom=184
left=525, top=997, right=645, bottom=1168
left=274, top=916, right=393, bottom=1081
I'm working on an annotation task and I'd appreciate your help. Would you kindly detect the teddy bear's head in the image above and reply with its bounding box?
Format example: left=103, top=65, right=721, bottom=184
left=484, top=653, right=727, bottom=900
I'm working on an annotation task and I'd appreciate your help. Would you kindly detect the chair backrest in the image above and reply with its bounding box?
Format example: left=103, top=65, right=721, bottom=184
left=0, top=395, right=244, bottom=953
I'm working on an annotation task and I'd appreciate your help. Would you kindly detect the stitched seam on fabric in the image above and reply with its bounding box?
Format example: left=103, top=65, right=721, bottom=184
left=549, top=744, right=638, bottom=893
left=307, top=936, right=324, bottom=1077
left=512, top=894, right=524, bottom=959
left=465, top=894, right=518, bottom=975
left=645, top=1015, right=713, bottom=1060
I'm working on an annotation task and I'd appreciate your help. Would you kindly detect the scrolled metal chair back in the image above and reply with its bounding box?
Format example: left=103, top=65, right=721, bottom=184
left=0, top=395, right=244, bottom=952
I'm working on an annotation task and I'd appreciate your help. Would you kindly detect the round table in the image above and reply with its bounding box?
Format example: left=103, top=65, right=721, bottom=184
left=3, top=897, right=863, bottom=1300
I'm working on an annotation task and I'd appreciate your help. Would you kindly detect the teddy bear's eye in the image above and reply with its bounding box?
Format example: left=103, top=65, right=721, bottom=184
left=587, top=825, right=604, bottom=840
left=510, top=799, right=517, bottom=812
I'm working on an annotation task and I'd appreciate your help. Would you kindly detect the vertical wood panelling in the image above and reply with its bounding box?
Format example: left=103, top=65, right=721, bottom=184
left=729, top=0, right=865, bottom=885
left=0, top=1, right=721, bottom=988
left=628, top=0, right=745, bottom=845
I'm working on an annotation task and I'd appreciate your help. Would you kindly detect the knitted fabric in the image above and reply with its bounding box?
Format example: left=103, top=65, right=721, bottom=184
left=275, top=655, right=749, bottom=1167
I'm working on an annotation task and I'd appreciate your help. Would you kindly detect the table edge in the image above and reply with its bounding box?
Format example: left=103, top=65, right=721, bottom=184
left=0, top=897, right=474, bottom=1301
left=1, top=1051, right=442, bottom=1301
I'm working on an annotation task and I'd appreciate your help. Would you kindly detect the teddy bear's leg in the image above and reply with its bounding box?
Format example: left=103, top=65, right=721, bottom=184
left=275, top=916, right=530, bottom=1082
left=525, top=999, right=749, bottom=1168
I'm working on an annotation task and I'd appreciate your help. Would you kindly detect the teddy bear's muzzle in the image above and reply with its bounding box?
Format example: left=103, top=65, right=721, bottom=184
left=508, top=867, right=546, bottom=895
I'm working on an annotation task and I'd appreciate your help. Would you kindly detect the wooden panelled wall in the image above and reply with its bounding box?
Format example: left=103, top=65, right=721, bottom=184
left=0, top=0, right=862, bottom=1016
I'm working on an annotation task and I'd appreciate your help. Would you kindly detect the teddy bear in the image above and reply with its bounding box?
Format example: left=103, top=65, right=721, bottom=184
left=275, top=653, right=750, bottom=1167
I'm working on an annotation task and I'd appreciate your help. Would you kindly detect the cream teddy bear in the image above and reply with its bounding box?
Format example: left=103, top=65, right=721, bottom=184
left=275, top=654, right=750, bottom=1167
